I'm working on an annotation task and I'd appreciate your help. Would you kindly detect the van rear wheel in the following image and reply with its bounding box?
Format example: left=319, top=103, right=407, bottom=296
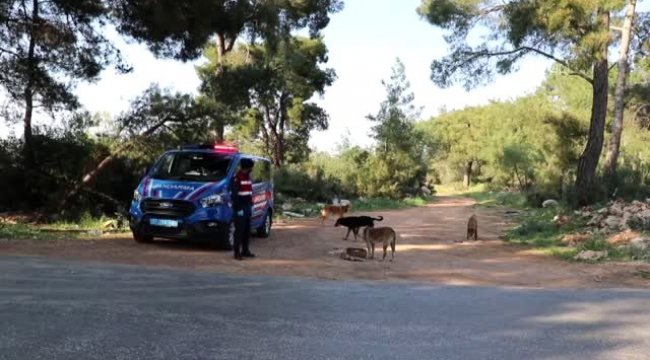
left=257, top=212, right=272, bottom=238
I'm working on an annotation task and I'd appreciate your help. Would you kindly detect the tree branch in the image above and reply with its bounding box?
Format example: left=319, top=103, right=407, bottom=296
left=468, top=46, right=594, bottom=84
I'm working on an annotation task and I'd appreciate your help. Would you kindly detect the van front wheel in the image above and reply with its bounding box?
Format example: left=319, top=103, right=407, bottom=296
left=133, top=231, right=153, bottom=244
left=219, top=221, right=236, bottom=250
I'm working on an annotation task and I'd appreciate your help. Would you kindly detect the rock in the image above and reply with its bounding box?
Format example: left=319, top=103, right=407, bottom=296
left=638, top=210, right=650, bottom=220
left=327, top=248, right=344, bottom=256
left=282, top=211, right=305, bottom=218
left=630, top=237, right=650, bottom=251
left=345, top=247, right=367, bottom=258
left=340, top=253, right=365, bottom=262
left=573, top=250, right=608, bottom=261
left=420, top=186, right=432, bottom=196
left=542, top=199, right=559, bottom=208
left=340, top=199, right=352, bottom=207
left=609, top=202, right=624, bottom=216
left=596, top=208, right=609, bottom=215
left=281, top=203, right=293, bottom=211
left=603, top=216, right=622, bottom=231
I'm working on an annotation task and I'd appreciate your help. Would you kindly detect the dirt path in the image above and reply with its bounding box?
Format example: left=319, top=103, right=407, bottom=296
left=2, top=196, right=649, bottom=288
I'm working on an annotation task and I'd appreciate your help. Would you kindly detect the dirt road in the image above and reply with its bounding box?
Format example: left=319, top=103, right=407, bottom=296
left=2, top=196, right=649, bottom=288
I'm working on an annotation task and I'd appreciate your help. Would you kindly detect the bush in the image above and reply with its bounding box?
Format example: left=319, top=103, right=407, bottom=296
left=273, top=166, right=342, bottom=202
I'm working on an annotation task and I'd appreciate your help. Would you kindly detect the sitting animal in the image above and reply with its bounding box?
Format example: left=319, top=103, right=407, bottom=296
left=334, top=216, right=384, bottom=240
left=362, top=226, right=396, bottom=261
left=320, top=204, right=350, bottom=225
left=466, top=214, right=478, bottom=241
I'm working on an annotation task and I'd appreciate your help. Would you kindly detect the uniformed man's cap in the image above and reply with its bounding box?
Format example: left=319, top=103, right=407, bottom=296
left=240, top=158, right=254, bottom=169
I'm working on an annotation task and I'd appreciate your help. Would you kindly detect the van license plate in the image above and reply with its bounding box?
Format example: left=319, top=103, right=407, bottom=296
left=149, top=218, right=179, bottom=228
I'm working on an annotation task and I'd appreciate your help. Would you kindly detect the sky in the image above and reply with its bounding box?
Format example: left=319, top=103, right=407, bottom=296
left=6, top=0, right=645, bottom=151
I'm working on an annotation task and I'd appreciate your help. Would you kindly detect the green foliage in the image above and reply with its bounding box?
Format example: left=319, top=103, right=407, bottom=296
left=0, top=0, right=129, bottom=162
left=273, top=165, right=342, bottom=202
left=417, top=0, right=634, bottom=205
left=200, top=36, right=336, bottom=167
left=0, top=224, right=61, bottom=241
left=111, top=0, right=343, bottom=61
left=0, top=0, right=127, bottom=109
left=363, top=59, right=426, bottom=198
left=466, top=190, right=529, bottom=209
left=417, top=0, right=618, bottom=89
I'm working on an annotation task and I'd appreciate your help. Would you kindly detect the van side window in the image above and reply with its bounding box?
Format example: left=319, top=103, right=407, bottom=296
left=250, top=159, right=271, bottom=184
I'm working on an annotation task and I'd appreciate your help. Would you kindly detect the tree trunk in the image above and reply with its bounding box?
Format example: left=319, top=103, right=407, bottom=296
left=574, top=10, right=610, bottom=206
left=604, top=0, right=636, bottom=177
left=59, top=115, right=172, bottom=210
left=23, top=0, right=39, bottom=167
left=212, top=33, right=231, bottom=141
left=463, top=161, right=473, bottom=188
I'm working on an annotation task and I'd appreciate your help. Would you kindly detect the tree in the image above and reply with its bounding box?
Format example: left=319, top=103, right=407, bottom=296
left=417, top=0, right=624, bottom=205
left=367, top=58, right=421, bottom=153
left=0, top=0, right=127, bottom=165
left=199, top=37, right=335, bottom=168
left=365, top=59, right=425, bottom=196
left=110, top=0, right=343, bottom=139
left=604, top=0, right=638, bottom=177
left=60, top=85, right=211, bottom=208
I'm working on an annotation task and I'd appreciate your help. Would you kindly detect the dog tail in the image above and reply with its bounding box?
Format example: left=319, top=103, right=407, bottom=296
left=372, top=216, right=384, bottom=221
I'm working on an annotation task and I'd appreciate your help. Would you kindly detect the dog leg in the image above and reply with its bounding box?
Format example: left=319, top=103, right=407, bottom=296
left=382, top=242, right=388, bottom=261
left=352, top=227, right=359, bottom=241
left=344, top=228, right=351, bottom=240
left=370, top=243, right=375, bottom=259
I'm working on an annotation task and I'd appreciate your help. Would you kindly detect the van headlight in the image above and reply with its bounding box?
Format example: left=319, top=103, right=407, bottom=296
left=133, top=190, right=142, bottom=202
left=200, top=194, right=224, bottom=208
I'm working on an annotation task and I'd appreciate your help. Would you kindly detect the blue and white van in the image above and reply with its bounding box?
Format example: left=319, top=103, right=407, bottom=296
left=128, top=144, right=273, bottom=249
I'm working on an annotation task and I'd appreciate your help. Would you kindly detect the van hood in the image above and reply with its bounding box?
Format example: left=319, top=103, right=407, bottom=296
left=139, top=177, right=227, bottom=201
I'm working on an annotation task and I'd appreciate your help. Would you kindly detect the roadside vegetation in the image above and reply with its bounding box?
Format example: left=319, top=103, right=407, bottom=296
left=1, top=0, right=649, bottom=261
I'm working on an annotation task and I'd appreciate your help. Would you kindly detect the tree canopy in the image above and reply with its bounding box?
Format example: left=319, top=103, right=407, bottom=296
left=417, top=0, right=630, bottom=205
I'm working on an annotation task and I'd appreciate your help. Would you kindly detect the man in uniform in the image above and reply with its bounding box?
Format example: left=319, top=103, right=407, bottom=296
left=231, top=158, right=255, bottom=260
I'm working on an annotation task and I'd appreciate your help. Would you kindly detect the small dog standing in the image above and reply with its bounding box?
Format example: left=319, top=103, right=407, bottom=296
left=466, top=214, right=478, bottom=241
left=335, top=216, right=384, bottom=240
left=320, top=204, right=350, bottom=225
left=362, top=226, right=396, bottom=261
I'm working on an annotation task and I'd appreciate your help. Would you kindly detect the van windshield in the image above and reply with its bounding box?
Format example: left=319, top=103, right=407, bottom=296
left=150, top=152, right=232, bottom=182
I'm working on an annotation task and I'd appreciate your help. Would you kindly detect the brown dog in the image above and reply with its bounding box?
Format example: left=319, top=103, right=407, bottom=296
left=362, top=226, right=396, bottom=261
left=320, top=204, right=350, bottom=225
left=466, top=214, right=478, bottom=241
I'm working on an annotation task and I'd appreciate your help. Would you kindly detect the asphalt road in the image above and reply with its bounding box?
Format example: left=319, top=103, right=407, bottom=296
left=1, top=256, right=649, bottom=360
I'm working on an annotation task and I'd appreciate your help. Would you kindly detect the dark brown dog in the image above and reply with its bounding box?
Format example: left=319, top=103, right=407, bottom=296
left=334, top=216, right=384, bottom=240
left=466, top=214, right=478, bottom=241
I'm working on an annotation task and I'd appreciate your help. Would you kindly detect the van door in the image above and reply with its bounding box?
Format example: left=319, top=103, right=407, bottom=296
left=250, top=159, right=272, bottom=229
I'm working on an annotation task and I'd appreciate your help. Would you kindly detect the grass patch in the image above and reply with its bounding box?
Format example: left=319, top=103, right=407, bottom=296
left=0, top=223, right=85, bottom=241
left=353, top=197, right=429, bottom=212
left=275, top=196, right=431, bottom=219
left=435, top=183, right=528, bottom=209
left=503, top=207, right=650, bottom=262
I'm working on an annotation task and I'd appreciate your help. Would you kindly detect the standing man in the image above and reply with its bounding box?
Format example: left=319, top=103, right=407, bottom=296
left=232, top=158, right=255, bottom=260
